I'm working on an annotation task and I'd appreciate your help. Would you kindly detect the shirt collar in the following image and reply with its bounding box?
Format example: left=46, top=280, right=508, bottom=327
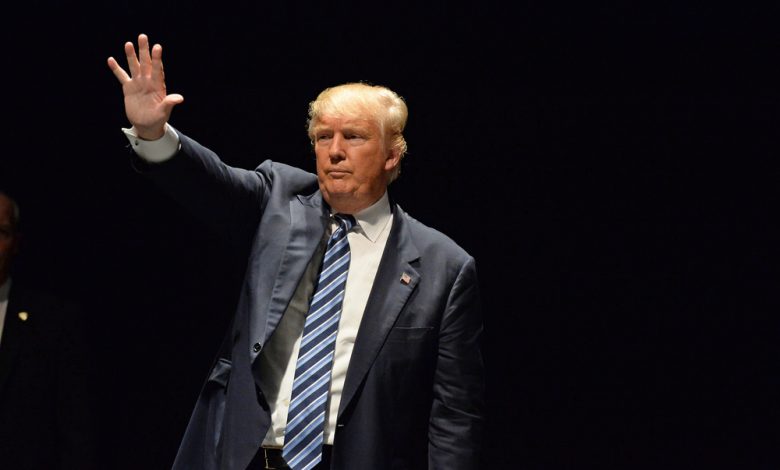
left=335, top=191, right=392, bottom=243
left=0, top=278, right=10, bottom=303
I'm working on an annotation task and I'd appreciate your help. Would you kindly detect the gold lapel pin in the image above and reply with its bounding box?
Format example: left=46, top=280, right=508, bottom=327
left=18, top=311, right=29, bottom=322
left=400, top=273, right=411, bottom=285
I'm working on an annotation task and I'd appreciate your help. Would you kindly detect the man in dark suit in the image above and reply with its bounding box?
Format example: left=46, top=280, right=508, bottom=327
left=108, top=34, right=484, bottom=470
left=0, top=191, right=97, bottom=469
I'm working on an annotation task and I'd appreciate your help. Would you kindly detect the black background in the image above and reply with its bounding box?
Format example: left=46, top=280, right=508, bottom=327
left=1, top=1, right=778, bottom=468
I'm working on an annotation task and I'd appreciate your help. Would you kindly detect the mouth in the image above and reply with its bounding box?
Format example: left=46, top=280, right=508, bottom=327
left=327, top=169, right=351, bottom=178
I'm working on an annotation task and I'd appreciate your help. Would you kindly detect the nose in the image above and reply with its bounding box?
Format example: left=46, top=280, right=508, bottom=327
left=328, top=134, right=346, bottom=160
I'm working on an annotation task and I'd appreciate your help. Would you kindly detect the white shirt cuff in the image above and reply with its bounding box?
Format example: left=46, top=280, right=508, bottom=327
left=122, top=124, right=180, bottom=163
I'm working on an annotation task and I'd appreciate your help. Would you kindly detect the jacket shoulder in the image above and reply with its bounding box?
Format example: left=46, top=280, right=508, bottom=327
left=254, top=160, right=318, bottom=193
left=398, top=207, right=474, bottom=265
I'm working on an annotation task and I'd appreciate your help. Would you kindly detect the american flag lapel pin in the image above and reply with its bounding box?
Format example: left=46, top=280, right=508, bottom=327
left=400, top=272, right=412, bottom=285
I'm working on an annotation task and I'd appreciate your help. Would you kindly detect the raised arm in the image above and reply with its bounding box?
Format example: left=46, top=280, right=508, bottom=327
left=106, top=34, right=271, bottom=249
left=107, top=33, right=183, bottom=140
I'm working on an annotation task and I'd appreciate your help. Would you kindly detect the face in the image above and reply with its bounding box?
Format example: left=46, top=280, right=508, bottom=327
left=313, top=114, right=400, bottom=214
left=0, top=195, right=19, bottom=284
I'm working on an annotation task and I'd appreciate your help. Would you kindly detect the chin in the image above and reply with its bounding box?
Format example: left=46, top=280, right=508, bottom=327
left=324, top=181, right=356, bottom=196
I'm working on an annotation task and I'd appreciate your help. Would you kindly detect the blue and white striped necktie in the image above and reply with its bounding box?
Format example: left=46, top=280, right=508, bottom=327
left=282, top=213, right=355, bottom=470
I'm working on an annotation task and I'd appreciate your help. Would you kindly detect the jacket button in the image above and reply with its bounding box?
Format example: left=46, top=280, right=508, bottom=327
left=253, top=343, right=262, bottom=353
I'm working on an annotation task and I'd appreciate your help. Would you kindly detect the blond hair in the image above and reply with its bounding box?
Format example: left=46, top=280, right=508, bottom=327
left=307, top=82, right=408, bottom=182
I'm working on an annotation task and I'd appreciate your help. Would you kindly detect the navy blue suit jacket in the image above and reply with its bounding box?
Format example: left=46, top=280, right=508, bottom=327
left=138, top=132, right=485, bottom=470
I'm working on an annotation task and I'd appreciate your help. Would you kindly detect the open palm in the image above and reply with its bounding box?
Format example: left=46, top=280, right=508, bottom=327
left=107, top=34, right=183, bottom=140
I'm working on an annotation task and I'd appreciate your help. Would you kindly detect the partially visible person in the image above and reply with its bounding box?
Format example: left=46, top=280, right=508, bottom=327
left=0, top=191, right=97, bottom=470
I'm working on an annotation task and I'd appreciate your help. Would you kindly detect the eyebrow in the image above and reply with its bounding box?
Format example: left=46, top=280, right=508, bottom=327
left=313, top=125, right=373, bottom=137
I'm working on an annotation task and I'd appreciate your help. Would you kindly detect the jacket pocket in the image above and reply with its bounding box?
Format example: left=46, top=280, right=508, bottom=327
left=205, top=357, right=232, bottom=463
left=386, top=326, right=434, bottom=342
left=207, top=357, right=232, bottom=388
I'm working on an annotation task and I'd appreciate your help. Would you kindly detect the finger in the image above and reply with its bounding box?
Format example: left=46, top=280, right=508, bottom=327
left=107, top=57, right=131, bottom=83
left=124, top=41, right=140, bottom=77
left=138, top=33, right=152, bottom=76
left=150, top=43, right=164, bottom=85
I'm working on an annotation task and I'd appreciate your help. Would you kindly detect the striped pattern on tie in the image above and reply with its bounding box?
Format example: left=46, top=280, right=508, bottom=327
left=282, top=214, right=355, bottom=470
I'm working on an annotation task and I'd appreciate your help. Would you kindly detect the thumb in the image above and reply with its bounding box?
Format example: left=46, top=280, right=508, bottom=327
left=165, top=94, right=184, bottom=106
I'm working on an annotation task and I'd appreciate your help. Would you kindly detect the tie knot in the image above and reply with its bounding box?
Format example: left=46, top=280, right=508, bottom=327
left=334, top=214, right=356, bottom=233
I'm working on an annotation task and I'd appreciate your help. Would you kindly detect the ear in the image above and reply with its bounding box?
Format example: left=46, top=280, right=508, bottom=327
left=384, top=147, right=401, bottom=172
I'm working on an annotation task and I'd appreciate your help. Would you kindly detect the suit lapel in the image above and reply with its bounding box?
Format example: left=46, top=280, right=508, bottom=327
left=0, top=288, right=31, bottom=394
left=258, top=193, right=328, bottom=347
left=339, top=205, right=420, bottom=417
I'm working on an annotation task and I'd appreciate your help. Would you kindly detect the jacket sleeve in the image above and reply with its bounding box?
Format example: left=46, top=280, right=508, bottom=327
left=133, top=132, right=272, bottom=251
left=428, top=256, right=486, bottom=469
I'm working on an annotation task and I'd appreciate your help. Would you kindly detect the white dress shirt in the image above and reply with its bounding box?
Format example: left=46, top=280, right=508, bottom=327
left=123, top=125, right=393, bottom=446
left=0, top=278, right=9, bottom=345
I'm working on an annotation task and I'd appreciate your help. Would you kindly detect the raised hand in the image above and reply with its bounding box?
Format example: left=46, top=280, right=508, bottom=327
left=107, top=34, right=184, bottom=140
